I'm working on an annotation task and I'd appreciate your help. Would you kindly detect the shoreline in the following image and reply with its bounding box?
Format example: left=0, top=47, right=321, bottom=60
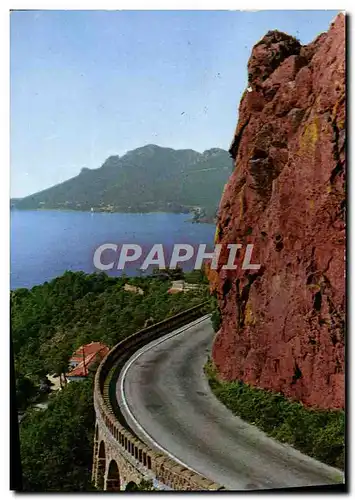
left=11, top=207, right=216, bottom=224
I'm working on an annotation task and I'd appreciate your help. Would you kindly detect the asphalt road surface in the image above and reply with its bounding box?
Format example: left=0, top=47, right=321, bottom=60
left=116, top=317, right=343, bottom=491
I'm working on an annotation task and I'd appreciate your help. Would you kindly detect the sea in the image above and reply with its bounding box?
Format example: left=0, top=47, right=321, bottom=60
left=10, top=210, right=216, bottom=290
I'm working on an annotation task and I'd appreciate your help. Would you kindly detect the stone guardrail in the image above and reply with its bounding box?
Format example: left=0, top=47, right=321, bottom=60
left=94, top=301, right=224, bottom=491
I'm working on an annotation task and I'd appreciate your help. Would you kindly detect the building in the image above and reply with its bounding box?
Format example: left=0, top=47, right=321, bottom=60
left=167, top=280, right=201, bottom=294
left=123, top=283, right=144, bottom=295
left=66, top=342, right=110, bottom=382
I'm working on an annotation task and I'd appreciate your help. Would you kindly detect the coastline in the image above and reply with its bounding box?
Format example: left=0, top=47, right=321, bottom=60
left=11, top=207, right=216, bottom=224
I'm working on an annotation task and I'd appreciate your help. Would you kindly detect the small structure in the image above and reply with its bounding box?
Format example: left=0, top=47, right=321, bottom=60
left=123, top=283, right=144, bottom=295
left=167, top=281, right=201, bottom=294
left=66, top=342, right=109, bottom=382
left=46, top=374, right=63, bottom=391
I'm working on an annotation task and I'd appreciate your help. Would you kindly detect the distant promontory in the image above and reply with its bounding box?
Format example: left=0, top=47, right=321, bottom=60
left=11, top=145, right=233, bottom=222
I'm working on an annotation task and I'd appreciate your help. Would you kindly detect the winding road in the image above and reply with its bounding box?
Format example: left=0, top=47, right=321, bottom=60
left=116, top=316, right=343, bottom=490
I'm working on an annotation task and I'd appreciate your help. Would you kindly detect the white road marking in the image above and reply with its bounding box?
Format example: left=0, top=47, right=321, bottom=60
left=119, top=315, right=211, bottom=477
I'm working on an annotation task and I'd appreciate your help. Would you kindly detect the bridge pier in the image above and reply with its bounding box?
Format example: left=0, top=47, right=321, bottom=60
left=91, top=425, right=99, bottom=484
left=96, top=458, right=105, bottom=490
left=93, top=440, right=106, bottom=490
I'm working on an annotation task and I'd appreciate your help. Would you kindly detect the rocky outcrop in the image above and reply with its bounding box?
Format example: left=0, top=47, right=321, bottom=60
left=210, top=14, right=345, bottom=409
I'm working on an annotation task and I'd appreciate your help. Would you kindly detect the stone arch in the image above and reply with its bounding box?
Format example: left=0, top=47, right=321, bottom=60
left=106, top=459, right=121, bottom=491
left=96, top=440, right=106, bottom=490
left=125, top=480, right=139, bottom=491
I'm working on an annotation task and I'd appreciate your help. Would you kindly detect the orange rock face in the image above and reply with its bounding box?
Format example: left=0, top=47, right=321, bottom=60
left=211, top=14, right=345, bottom=409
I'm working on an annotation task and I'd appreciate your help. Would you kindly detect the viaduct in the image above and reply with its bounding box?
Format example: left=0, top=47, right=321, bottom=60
left=92, top=302, right=224, bottom=491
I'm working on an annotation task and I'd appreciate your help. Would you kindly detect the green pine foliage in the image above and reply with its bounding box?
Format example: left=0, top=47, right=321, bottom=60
left=19, top=378, right=96, bottom=492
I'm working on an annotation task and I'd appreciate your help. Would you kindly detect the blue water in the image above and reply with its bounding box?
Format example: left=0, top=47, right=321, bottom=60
left=10, top=210, right=216, bottom=289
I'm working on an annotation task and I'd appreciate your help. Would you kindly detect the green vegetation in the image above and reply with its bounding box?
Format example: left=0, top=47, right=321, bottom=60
left=12, top=270, right=210, bottom=491
left=210, top=294, right=222, bottom=332
left=16, top=374, right=38, bottom=412
left=11, top=145, right=232, bottom=221
left=205, top=360, right=345, bottom=471
left=20, top=378, right=96, bottom=492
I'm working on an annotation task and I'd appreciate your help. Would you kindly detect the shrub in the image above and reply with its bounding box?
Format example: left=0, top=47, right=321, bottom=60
left=204, top=360, right=344, bottom=470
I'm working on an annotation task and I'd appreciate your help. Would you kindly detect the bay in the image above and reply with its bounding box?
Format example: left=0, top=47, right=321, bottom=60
left=10, top=210, right=216, bottom=289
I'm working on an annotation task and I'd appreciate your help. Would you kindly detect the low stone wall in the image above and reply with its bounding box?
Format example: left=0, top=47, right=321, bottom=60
left=93, top=302, right=224, bottom=491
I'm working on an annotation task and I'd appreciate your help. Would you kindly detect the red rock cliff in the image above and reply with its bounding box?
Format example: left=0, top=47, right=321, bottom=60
left=210, top=14, right=345, bottom=409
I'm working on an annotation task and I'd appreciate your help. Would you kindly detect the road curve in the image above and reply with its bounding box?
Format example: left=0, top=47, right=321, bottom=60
left=116, top=317, right=343, bottom=490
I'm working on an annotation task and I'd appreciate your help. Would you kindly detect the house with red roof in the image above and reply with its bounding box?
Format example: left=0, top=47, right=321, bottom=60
left=66, top=342, right=109, bottom=382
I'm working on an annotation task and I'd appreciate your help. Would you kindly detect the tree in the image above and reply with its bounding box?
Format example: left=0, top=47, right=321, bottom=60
left=20, top=379, right=95, bottom=491
left=16, top=374, right=37, bottom=412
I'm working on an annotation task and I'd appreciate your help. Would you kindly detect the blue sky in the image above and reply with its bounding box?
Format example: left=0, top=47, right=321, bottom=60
left=10, top=10, right=339, bottom=197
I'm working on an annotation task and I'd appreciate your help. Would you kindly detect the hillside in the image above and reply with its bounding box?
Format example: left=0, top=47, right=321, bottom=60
left=12, top=270, right=210, bottom=491
left=12, top=145, right=232, bottom=220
